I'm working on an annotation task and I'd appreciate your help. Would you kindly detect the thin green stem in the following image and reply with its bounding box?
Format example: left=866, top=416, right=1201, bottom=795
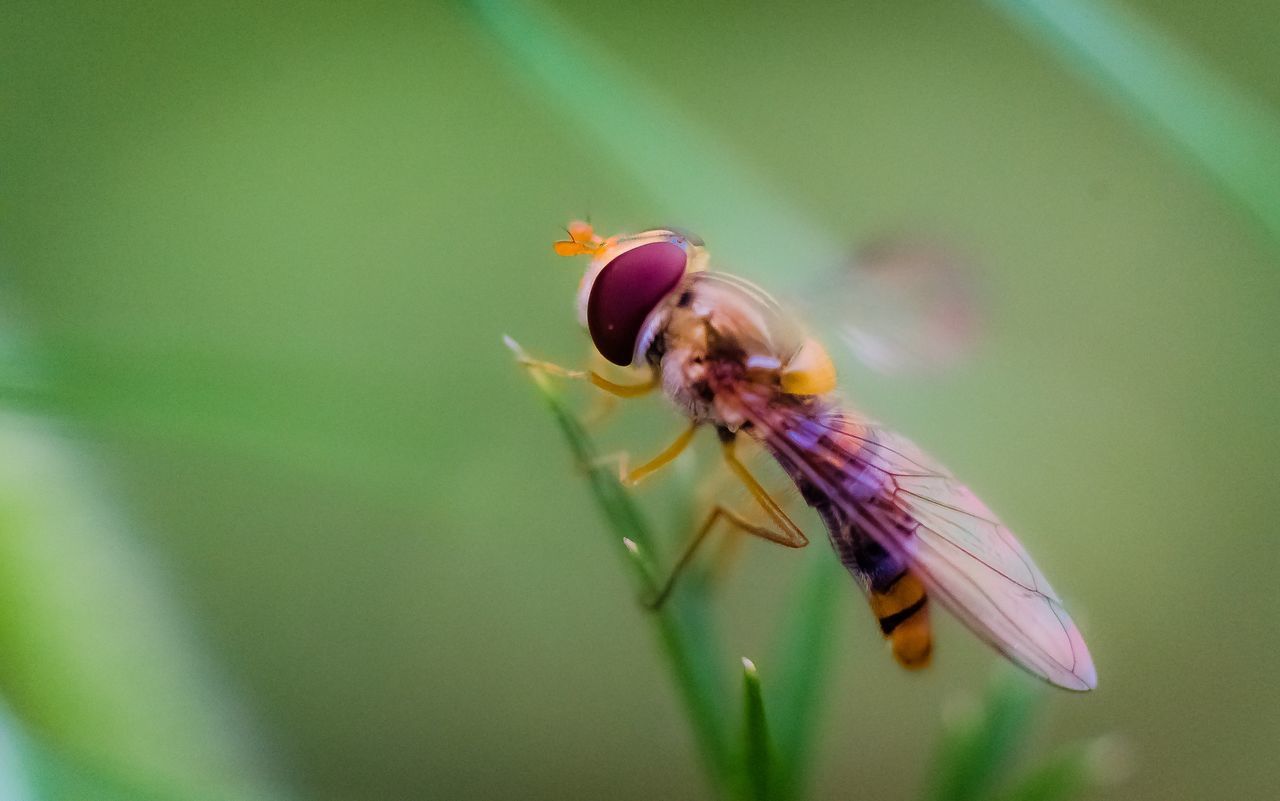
left=768, top=557, right=843, bottom=800
left=515, top=356, right=735, bottom=790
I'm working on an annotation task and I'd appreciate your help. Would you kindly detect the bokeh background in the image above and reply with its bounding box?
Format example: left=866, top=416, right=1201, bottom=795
left=2, top=1, right=1278, bottom=800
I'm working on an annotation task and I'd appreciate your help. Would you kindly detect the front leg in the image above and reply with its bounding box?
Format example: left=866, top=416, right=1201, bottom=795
left=504, top=336, right=657, bottom=398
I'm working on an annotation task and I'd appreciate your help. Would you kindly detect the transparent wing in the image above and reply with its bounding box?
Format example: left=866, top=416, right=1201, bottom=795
left=761, top=410, right=1096, bottom=691
left=852, top=424, right=1095, bottom=690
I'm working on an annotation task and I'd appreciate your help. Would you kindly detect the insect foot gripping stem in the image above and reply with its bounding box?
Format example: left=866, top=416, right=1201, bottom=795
left=504, top=335, right=658, bottom=399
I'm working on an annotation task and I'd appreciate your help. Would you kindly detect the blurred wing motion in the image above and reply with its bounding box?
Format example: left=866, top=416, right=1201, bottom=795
left=758, top=408, right=1096, bottom=691
left=792, top=237, right=983, bottom=376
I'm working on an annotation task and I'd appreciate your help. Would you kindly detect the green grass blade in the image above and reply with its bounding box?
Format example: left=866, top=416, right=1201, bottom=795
left=993, top=744, right=1094, bottom=801
left=464, top=0, right=842, bottom=279
left=767, top=558, right=844, bottom=800
left=987, top=0, right=1280, bottom=245
left=739, top=658, right=773, bottom=801
left=923, top=671, right=1043, bottom=801
left=510, top=346, right=735, bottom=788
left=0, top=701, right=275, bottom=801
left=0, top=413, right=276, bottom=801
left=0, top=703, right=37, bottom=801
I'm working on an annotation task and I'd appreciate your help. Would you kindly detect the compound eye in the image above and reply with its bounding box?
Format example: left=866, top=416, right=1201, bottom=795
left=587, top=241, right=688, bottom=365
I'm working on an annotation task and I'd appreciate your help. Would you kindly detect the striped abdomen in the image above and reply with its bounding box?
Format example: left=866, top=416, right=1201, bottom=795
left=758, top=406, right=933, bottom=670
left=814, top=495, right=933, bottom=669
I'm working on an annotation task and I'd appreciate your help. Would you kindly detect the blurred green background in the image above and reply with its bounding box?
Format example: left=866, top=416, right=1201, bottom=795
left=1, top=1, right=1278, bottom=800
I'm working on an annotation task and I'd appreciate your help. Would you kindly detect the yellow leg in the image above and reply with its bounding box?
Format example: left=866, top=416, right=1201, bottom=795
left=623, top=423, right=698, bottom=486
left=592, top=422, right=698, bottom=486
left=647, top=503, right=807, bottom=610
left=699, top=474, right=804, bottom=589
left=586, top=370, right=657, bottom=398
left=511, top=349, right=657, bottom=399
left=640, top=439, right=810, bottom=608
left=720, top=439, right=809, bottom=548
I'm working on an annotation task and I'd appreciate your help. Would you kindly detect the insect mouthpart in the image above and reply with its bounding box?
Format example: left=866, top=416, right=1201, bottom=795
left=586, top=241, right=688, bottom=365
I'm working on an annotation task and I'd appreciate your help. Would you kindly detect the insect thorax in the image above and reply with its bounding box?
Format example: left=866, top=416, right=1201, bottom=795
left=647, top=272, right=803, bottom=431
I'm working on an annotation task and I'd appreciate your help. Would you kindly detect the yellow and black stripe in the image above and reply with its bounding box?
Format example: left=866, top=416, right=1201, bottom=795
left=868, top=571, right=932, bottom=669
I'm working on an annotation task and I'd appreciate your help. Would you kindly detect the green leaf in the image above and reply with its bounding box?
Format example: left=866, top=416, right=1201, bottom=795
left=987, top=0, right=1280, bottom=246
left=739, top=658, right=773, bottom=801
left=923, top=671, right=1044, bottom=801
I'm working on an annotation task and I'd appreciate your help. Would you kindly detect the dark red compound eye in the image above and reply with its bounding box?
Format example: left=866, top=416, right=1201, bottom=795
left=587, top=241, right=688, bottom=365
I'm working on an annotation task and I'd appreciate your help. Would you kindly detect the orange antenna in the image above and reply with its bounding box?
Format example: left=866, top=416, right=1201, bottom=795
left=553, top=220, right=610, bottom=257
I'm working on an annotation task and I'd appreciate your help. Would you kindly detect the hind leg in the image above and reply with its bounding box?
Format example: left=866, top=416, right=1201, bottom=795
left=645, top=502, right=808, bottom=610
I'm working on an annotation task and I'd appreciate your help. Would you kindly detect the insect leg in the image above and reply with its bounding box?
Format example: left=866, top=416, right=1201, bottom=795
left=598, top=423, right=699, bottom=487
left=506, top=337, right=657, bottom=398
left=703, top=477, right=801, bottom=584
left=585, top=370, right=658, bottom=398
left=646, top=504, right=803, bottom=610
left=508, top=344, right=657, bottom=399
left=720, top=438, right=809, bottom=548
left=581, top=393, right=619, bottom=427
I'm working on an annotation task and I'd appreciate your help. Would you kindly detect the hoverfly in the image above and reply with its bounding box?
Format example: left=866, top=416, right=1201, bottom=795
left=516, top=222, right=1096, bottom=691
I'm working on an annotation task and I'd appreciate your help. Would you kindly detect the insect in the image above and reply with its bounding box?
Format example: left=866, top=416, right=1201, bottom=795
left=515, top=223, right=1096, bottom=691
